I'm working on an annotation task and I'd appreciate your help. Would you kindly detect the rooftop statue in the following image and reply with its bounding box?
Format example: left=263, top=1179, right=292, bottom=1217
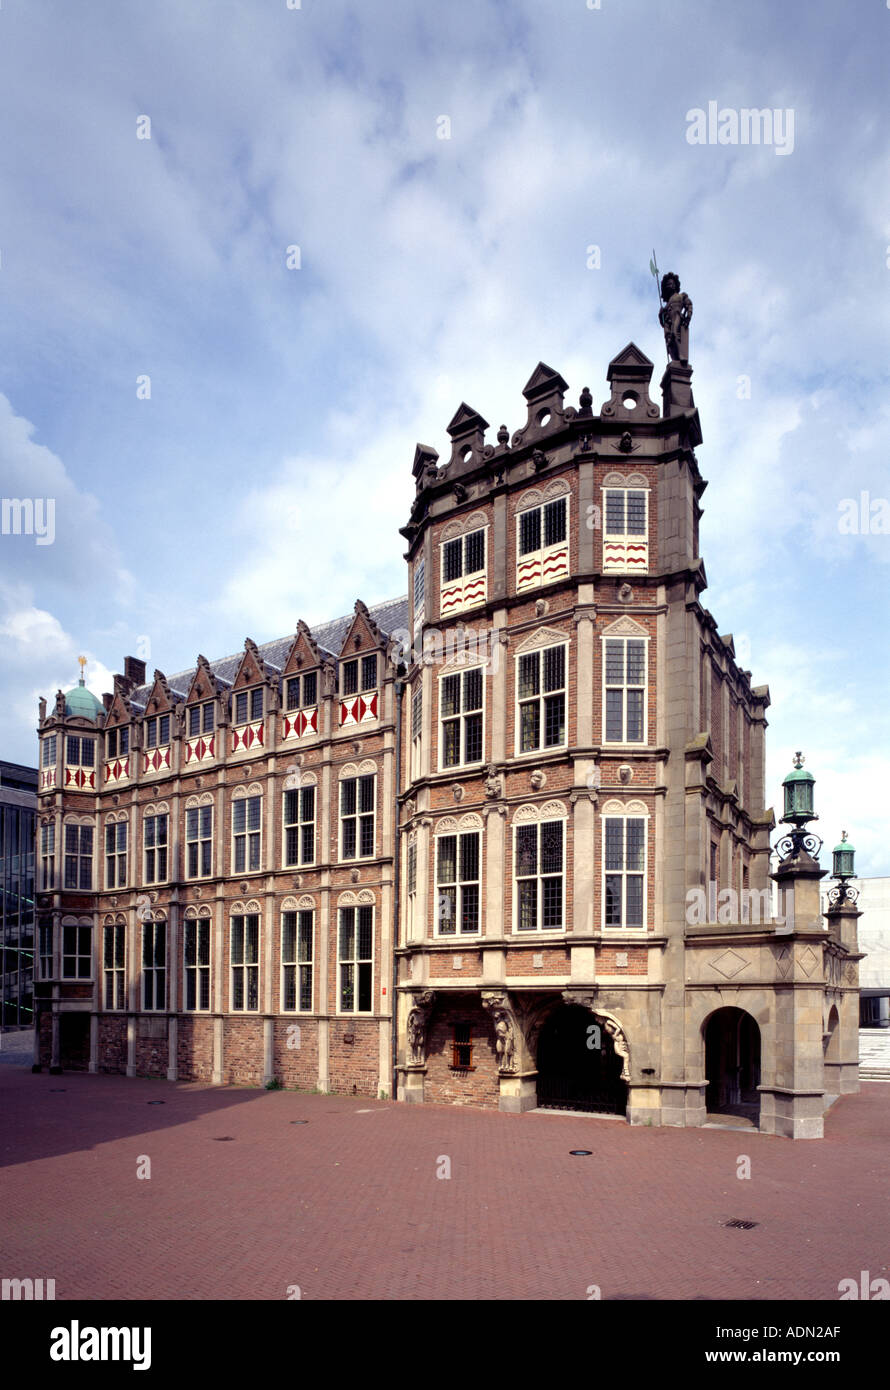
left=658, top=271, right=693, bottom=365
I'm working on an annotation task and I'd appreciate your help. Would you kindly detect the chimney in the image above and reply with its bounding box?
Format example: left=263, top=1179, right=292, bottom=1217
left=124, top=656, right=146, bottom=686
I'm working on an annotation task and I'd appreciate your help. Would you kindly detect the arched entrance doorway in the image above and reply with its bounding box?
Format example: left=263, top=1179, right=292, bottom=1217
left=536, top=1005, right=627, bottom=1115
left=704, top=1007, right=761, bottom=1122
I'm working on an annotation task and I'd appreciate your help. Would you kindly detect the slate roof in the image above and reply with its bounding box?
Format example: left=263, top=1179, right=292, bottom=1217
left=126, top=595, right=410, bottom=711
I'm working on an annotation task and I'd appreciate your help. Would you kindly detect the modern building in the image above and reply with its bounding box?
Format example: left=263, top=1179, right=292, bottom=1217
left=0, top=760, right=37, bottom=1032
left=823, top=875, right=890, bottom=1028
left=32, top=317, right=862, bottom=1138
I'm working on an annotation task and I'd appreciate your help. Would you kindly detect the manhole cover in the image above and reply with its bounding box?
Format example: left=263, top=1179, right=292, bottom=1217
left=724, top=1219, right=759, bottom=1229
left=569, top=1149, right=593, bottom=1156
left=290, top=1120, right=309, bottom=1125
left=49, top=1088, right=66, bottom=1092
left=147, top=1100, right=165, bottom=1106
left=213, top=1136, right=235, bottom=1142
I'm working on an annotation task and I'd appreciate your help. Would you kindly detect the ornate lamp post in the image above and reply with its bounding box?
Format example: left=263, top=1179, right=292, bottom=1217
left=775, top=752, right=823, bottom=862
left=828, top=831, right=859, bottom=908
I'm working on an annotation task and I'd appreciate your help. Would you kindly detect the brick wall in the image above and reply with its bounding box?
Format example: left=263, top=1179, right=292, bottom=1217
left=177, top=1015, right=214, bottom=1081
left=328, top=1017, right=380, bottom=1096
left=272, top=1018, right=319, bottom=1089
left=424, top=998, right=499, bottom=1108
left=98, top=1015, right=127, bottom=1072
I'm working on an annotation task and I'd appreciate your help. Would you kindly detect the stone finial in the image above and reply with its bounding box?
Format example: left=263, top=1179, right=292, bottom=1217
left=497, top=423, right=509, bottom=447
left=578, top=386, right=593, bottom=417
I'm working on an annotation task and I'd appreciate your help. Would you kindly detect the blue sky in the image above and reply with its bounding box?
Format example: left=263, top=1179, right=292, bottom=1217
left=0, top=0, right=887, bottom=872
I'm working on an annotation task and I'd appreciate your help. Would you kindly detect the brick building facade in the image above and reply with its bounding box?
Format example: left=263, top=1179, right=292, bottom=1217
left=33, top=338, right=861, bottom=1138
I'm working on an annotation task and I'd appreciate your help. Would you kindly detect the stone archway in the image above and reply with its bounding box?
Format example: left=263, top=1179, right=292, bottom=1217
left=704, top=1007, right=761, bottom=1123
left=535, top=1003, right=628, bottom=1115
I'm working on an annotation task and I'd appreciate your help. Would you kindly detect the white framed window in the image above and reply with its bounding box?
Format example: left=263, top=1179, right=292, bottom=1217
left=283, top=785, right=315, bottom=867
left=603, top=636, right=647, bottom=743
left=42, top=734, right=57, bottom=767
left=338, top=904, right=373, bottom=1013
left=184, top=919, right=211, bottom=1011
left=232, top=795, right=262, bottom=874
left=603, top=815, right=647, bottom=929
left=603, top=486, right=648, bottom=572
left=516, top=495, right=569, bottom=591
left=62, top=922, right=92, bottom=979
left=187, top=702, right=215, bottom=736
left=410, top=681, right=423, bottom=780
left=65, top=735, right=96, bottom=767
left=186, top=805, right=213, bottom=879
left=514, top=819, right=565, bottom=933
left=103, top=922, right=126, bottom=1009
left=64, top=823, right=93, bottom=890
left=436, top=831, right=480, bottom=936
left=105, top=726, right=130, bottom=759
left=234, top=687, right=264, bottom=725
left=517, top=644, right=566, bottom=754
left=285, top=671, right=318, bottom=712
left=105, top=819, right=127, bottom=889
left=341, top=654, right=378, bottom=697
left=40, top=822, right=55, bottom=891
left=440, top=526, right=487, bottom=617
left=144, top=716, right=170, bottom=750
left=340, top=774, right=376, bottom=860
left=230, top=913, right=260, bottom=1011
left=141, top=918, right=166, bottom=1010
left=38, top=921, right=53, bottom=980
left=282, top=910, right=313, bottom=1012
left=413, top=557, right=425, bottom=643
left=440, top=666, right=484, bottom=768
left=144, top=813, right=168, bottom=884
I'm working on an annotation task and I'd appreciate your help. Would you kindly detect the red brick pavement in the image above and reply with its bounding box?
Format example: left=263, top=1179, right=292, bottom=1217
left=1, top=1067, right=888, bottom=1301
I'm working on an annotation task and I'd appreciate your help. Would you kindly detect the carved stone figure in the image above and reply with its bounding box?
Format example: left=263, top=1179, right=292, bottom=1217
left=406, top=1008, right=426, bottom=1064
left=604, top=1018, right=631, bottom=1081
left=484, top=764, right=502, bottom=799
left=659, top=272, right=693, bottom=364
left=481, top=991, right=517, bottom=1073
left=532, top=448, right=548, bottom=473
left=493, top=1015, right=515, bottom=1072
left=406, top=990, right=435, bottom=1065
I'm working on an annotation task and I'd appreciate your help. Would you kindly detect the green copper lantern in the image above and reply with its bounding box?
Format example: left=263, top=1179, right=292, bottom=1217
left=832, top=830, right=855, bottom=881
left=781, top=751, right=816, bottom=826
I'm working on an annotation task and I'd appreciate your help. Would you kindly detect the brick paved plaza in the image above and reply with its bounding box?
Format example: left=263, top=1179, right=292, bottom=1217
left=1, top=1060, right=888, bottom=1302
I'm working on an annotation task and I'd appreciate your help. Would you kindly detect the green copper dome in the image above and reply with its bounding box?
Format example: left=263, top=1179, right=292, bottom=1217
left=832, top=837, right=855, bottom=855
left=64, top=677, right=103, bottom=719
left=782, top=766, right=814, bottom=785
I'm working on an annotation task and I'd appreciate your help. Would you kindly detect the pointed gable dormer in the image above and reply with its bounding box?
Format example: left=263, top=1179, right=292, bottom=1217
left=183, top=656, right=224, bottom=767
left=141, top=671, right=175, bottom=776
left=230, top=639, right=271, bottom=756
left=101, top=690, right=135, bottom=787
left=337, top=601, right=385, bottom=729
left=601, top=343, right=660, bottom=421
left=280, top=621, right=326, bottom=742
left=443, top=402, right=490, bottom=479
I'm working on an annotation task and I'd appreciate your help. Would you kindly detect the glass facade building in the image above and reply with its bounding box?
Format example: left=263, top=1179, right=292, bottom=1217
left=0, top=761, right=37, bottom=1031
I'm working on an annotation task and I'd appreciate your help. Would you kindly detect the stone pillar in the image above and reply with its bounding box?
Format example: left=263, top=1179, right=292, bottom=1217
left=89, top=1011, right=99, bottom=1074
left=49, top=1005, right=61, bottom=1074
left=263, top=1015, right=274, bottom=1085
left=823, top=895, right=863, bottom=1096
left=762, top=849, right=827, bottom=1138
left=400, top=987, right=435, bottom=1103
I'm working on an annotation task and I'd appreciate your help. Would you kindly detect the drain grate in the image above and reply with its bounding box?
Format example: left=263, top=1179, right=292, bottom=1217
left=724, top=1218, right=759, bottom=1230
left=290, top=1120, right=309, bottom=1125
left=147, top=1100, right=165, bottom=1105
left=213, top=1136, right=235, bottom=1142
left=569, top=1149, right=593, bottom=1156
